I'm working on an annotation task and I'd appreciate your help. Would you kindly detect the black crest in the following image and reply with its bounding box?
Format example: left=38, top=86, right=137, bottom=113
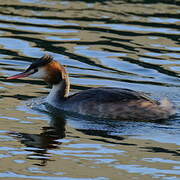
left=26, top=54, right=53, bottom=71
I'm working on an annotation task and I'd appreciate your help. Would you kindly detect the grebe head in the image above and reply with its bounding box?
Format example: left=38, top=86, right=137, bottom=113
left=6, top=54, right=68, bottom=85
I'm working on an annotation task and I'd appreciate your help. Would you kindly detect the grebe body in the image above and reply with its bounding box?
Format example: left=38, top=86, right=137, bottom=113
left=7, top=54, right=175, bottom=121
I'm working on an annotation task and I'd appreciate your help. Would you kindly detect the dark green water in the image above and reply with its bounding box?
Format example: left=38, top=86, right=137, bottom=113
left=0, top=0, right=180, bottom=179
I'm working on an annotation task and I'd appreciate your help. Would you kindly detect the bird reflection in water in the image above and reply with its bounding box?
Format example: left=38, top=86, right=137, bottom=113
left=9, top=114, right=66, bottom=166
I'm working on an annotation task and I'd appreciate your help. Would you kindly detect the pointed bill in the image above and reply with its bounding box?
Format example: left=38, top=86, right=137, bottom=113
left=6, top=72, right=30, bottom=80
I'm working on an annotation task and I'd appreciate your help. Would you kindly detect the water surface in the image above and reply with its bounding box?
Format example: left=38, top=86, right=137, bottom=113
left=0, top=0, right=180, bottom=179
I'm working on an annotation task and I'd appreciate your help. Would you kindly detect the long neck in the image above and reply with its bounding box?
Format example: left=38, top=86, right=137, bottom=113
left=46, top=78, right=70, bottom=104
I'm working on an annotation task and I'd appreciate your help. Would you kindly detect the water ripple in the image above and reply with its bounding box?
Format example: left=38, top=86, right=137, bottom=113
left=0, top=0, right=179, bottom=180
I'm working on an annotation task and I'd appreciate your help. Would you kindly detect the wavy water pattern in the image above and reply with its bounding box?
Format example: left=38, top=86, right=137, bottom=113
left=0, top=0, right=180, bottom=179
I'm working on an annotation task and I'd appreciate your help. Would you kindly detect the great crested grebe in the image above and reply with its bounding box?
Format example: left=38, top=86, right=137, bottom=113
left=7, top=54, right=175, bottom=121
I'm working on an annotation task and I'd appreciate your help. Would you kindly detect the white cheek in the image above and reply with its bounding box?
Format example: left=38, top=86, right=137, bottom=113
left=29, top=68, right=46, bottom=79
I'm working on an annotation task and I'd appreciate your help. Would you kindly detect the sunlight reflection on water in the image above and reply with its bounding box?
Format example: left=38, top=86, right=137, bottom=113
left=0, top=0, right=179, bottom=179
